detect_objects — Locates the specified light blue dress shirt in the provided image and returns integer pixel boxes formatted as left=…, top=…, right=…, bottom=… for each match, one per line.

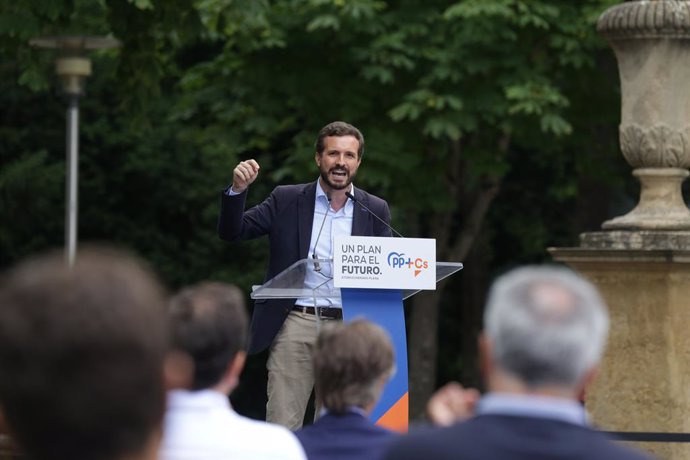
left=476, top=393, right=589, bottom=426
left=227, top=180, right=353, bottom=308
left=295, top=180, right=354, bottom=308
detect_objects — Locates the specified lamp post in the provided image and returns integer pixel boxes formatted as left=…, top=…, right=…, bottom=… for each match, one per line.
left=29, top=36, right=120, bottom=267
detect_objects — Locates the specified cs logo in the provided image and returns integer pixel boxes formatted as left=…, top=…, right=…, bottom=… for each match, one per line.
left=387, top=252, right=429, bottom=277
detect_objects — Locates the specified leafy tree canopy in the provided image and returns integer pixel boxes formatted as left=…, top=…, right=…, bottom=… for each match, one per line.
left=1, top=0, right=625, bottom=418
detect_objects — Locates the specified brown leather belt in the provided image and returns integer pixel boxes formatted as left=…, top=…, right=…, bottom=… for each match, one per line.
left=292, top=306, right=342, bottom=319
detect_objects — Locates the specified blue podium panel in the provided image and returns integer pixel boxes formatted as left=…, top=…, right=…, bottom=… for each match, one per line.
left=341, top=288, right=408, bottom=432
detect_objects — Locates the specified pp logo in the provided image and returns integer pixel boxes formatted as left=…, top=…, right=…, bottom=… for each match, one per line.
left=387, top=252, right=429, bottom=277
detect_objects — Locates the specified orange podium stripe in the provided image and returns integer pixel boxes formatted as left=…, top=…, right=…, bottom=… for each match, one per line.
left=375, top=392, right=408, bottom=433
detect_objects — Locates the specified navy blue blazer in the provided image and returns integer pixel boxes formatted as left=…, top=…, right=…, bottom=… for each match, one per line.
left=296, top=412, right=397, bottom=460
left=218, top=181, right=392, bottom=354
left=384, top=414, right=654, bottom=460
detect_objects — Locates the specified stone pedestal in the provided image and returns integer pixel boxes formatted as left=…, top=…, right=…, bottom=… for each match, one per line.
left=550, top=232, right=690, bottom=460
left=548, top=1, right=690, bottom=458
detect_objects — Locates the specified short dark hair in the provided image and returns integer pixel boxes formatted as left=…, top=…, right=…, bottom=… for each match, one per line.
left=314, top=319, right=394, bottom=414
left=168, top=283, right=247, bottom=390
left=315, top=121, right=365, bottom=158
left=0, top=247, right=168, bottom=460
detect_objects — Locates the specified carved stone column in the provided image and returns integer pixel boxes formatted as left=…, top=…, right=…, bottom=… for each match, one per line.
left=598, top=0, right=690, bottom=229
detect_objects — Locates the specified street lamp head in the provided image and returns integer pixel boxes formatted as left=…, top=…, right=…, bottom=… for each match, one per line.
left=29, top=35, right=121, bottom=97
left=54, top=57, right=91, bottom=97
left=29, top=35, right=121, bottom=53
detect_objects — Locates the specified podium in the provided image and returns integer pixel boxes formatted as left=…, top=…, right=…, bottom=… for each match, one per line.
left=251, top=256, right=463, bottom=432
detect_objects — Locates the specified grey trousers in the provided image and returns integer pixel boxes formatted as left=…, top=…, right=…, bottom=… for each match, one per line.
left=266, top=310, right=339, bottom=429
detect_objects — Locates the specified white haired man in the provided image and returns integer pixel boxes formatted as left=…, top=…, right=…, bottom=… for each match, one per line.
left=386, top=266, right=653, bottom=460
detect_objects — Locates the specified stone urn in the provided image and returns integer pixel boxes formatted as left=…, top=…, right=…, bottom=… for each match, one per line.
left=598, top=0, right=690, bottom=230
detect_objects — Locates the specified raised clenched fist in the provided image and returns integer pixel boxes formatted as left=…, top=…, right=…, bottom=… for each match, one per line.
left=231, top=159, right=260, bottom=193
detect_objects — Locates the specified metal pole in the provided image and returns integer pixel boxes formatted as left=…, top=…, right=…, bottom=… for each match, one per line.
left=65, top=95, right=79, bottom=268
left=29, top=38, right=120, bottom=268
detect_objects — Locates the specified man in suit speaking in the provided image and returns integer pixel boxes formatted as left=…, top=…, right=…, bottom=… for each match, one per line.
left=385, top=266, right=653, bottom=460
left=218, top=121, right=392, bottom=429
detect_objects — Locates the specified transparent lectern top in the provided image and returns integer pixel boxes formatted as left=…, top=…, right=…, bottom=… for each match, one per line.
left=251, top=258, right=463, bottom=301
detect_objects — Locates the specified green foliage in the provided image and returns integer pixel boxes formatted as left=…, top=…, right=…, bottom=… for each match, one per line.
left=1, top=0, right=628, bottom=417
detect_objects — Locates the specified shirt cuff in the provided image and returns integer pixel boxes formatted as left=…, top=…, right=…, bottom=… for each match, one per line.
left=225, top=186, right=242, bottom=196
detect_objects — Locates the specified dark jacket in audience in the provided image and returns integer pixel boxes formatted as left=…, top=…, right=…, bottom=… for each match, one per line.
left=296, top=411, right=397, bottom=460
left=385, top=414, right=653, bottom=460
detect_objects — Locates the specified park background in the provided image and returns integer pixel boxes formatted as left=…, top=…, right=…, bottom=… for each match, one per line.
left=0, top=0, right=650, bottom=421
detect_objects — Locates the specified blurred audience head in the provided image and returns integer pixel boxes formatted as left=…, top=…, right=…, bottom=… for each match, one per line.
left=168, top=282, right=248, bottom=393
left=314, top=319, right=394, bottom=414
left=0, top=247, right=168, bottom=460
left=483, top=265, right=609, bottom=394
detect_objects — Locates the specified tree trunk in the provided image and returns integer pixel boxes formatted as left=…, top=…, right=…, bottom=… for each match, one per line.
left=407, top=136, right=506, bottom=420
left=408, top=288, right=442, bottom=420
left=407, top=179, right=501, bottom=420
left=459, top=241, right=490, bottom=389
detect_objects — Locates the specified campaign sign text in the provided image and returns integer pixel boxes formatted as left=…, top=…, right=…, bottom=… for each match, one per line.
left=333, top=236, right=436, bottom=290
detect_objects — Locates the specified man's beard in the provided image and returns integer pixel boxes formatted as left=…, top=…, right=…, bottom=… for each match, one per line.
left=320, top=166, right=355, bottom=190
